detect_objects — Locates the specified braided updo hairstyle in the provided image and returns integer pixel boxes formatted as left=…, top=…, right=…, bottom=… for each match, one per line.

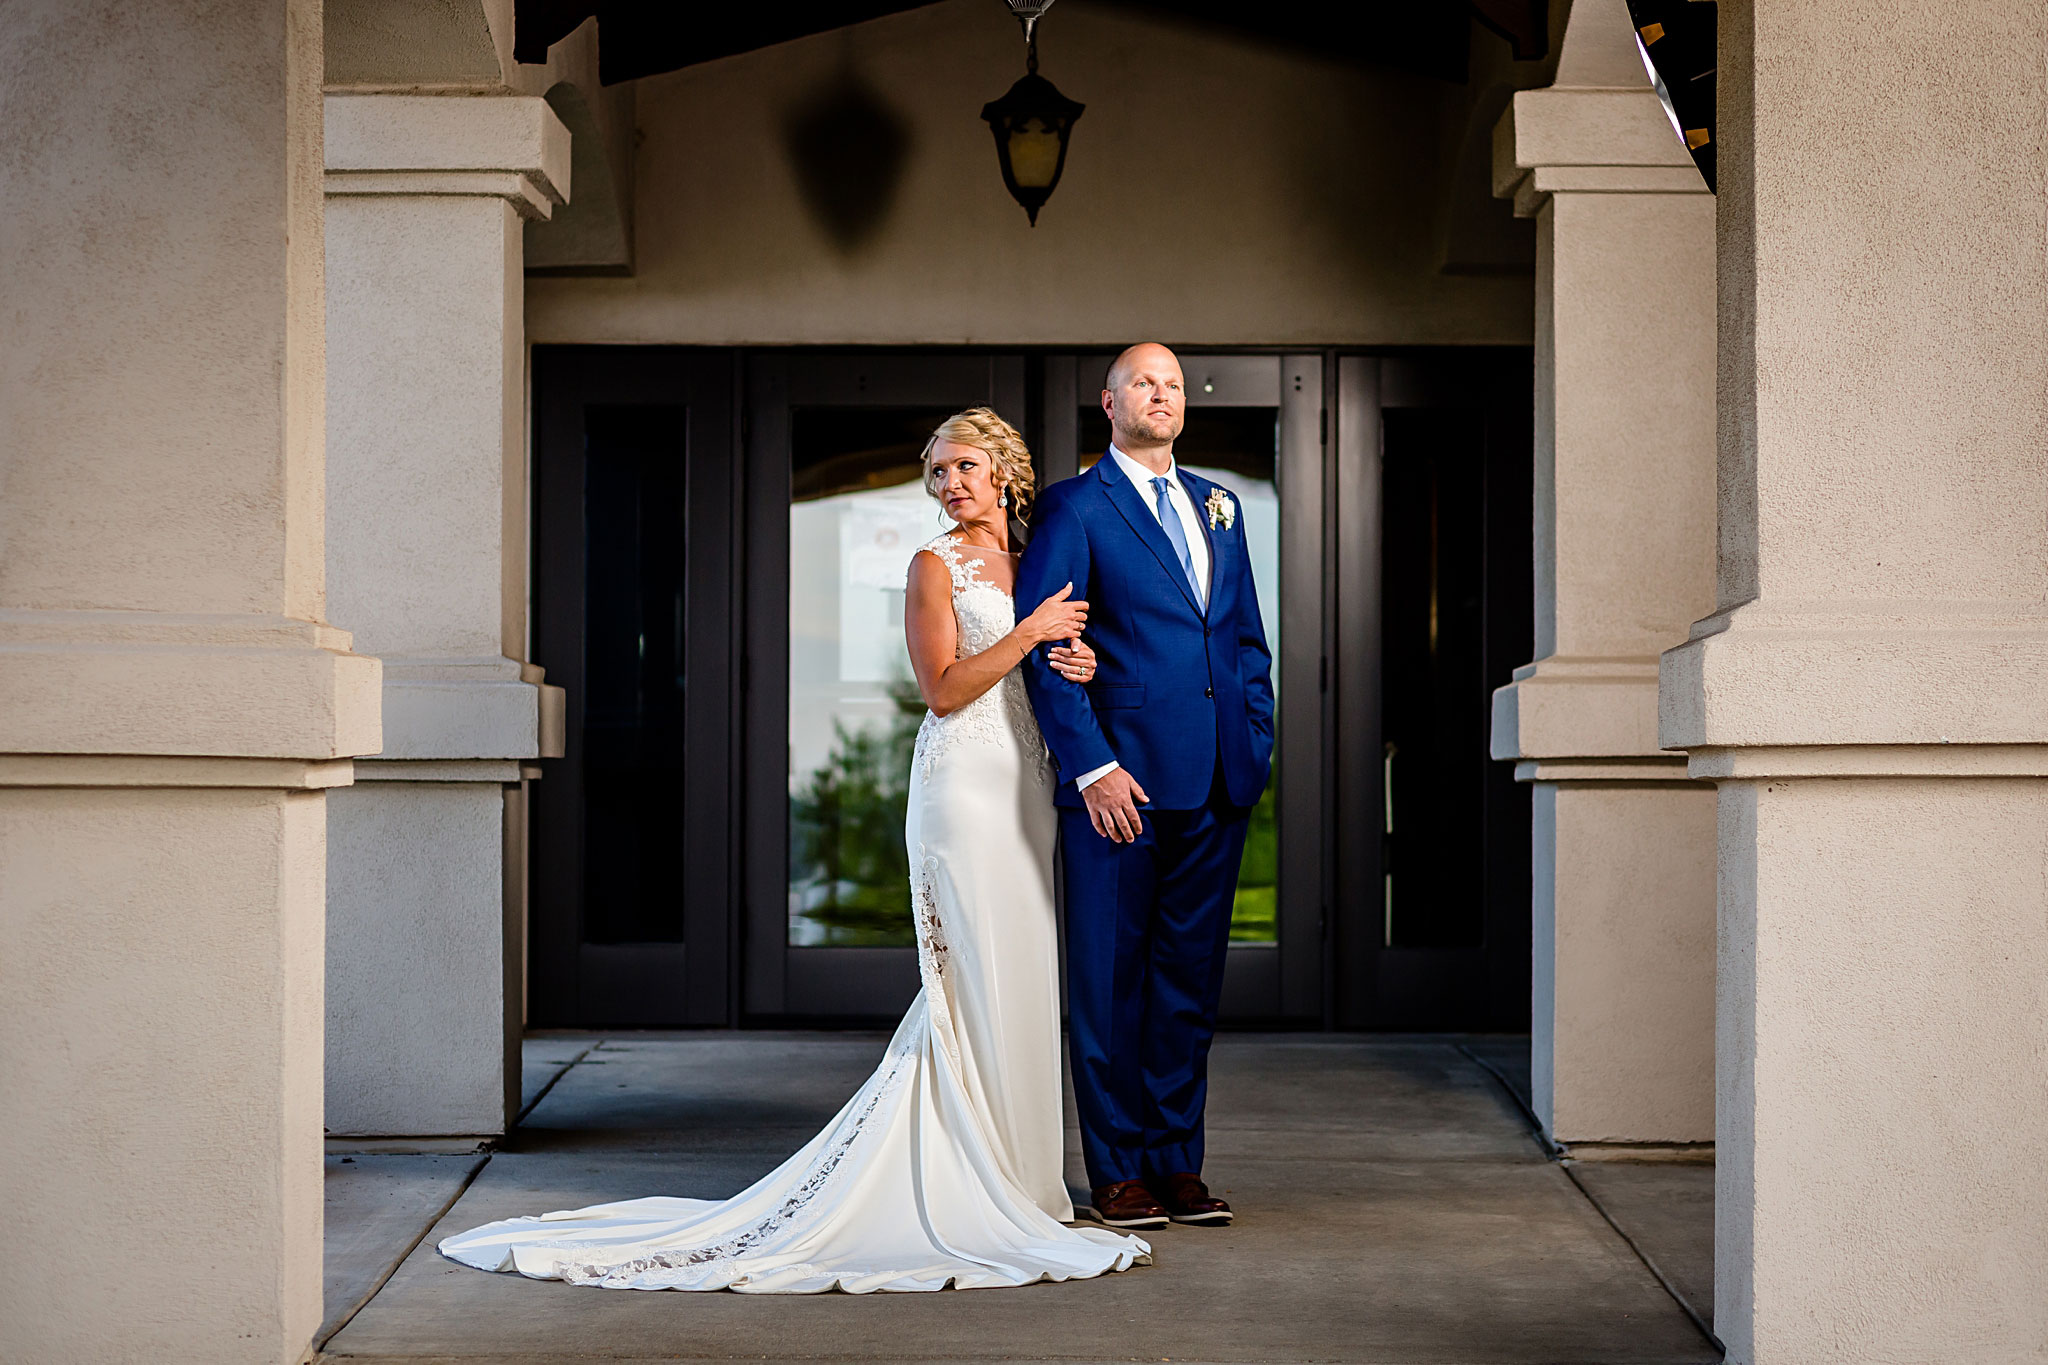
left=919, top=407, right=1037, bottom=526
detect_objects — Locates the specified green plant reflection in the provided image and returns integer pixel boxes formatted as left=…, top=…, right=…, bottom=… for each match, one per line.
left=788, top=681, right=923, bottom=945
left=1231, top=771, right=1278, bottom=942
left=791, top=680, right=1280, bottom=947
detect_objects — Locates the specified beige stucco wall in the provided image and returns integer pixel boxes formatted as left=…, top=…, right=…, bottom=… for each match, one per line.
left=1666, top=1, right=2048, bottom=1358
left=0, top=787, right=328, bottom=1361
left=328, top=194, right=527, bottom=659
left=327, top=781, right=510, bottom=1133
left=527, top=1, right=1545, bottom=346
left=1531, top=782, right=1715, bottom=1142
left=322, top=90, right=566, bottom=1136
left=1, top=1, right=378, bottom=1359
left=1489, top=0, right=1718, bottom=1150
left=1713, top=778, right=2048, bottom=1361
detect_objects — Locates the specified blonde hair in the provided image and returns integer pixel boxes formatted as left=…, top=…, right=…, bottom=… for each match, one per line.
left=920, top=407, right=1036, bottom=523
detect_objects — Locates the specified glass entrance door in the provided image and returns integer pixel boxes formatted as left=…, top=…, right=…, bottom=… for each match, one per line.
left=1329, top=352, right=1535, bottom=1031
left=1043, top=353, right=1327, bottom=1022
left=529, top=347, right=740, bottom=1027
left=528, top=346, right=1530, bottom=1032
left=743, top=353, right=1026, bottom=1019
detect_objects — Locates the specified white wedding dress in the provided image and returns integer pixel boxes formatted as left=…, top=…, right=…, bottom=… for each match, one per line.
left=437, top=532, right=1149, bottom=1293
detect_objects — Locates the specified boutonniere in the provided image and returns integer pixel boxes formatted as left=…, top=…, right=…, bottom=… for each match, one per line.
left=1204, top=487, right=1236, bottom=531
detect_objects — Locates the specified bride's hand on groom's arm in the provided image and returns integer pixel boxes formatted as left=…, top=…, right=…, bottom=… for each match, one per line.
left=1018, top=582, right=1088, bottom=649
left=1082, top=768, right=1150, bottom=843
left=907, top=560, right=1091, bottom=715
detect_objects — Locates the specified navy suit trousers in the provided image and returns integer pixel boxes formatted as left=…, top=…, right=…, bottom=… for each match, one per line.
left=1062, top=771, right=1250, bottom=1188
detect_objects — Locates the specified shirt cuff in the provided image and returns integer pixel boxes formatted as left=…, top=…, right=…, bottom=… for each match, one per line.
left=1075, top=760, right=1120, bottom=792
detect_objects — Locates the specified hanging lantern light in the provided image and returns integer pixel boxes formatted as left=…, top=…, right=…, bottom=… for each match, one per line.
left=981, top=0, right=1084, bottom=226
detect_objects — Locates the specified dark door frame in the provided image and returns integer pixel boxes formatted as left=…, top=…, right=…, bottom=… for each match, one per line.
left=740, top=350, right=1028, bottom=1020
left=529, top=346, right=742, bottom=1027
left=1039, top=352, right=1328, bottom=1023
left=1331, top=349, right=1534, bottom=1032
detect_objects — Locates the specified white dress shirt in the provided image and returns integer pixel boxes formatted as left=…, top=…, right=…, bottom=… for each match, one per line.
left=1074, top=446, right=1212, bottom=793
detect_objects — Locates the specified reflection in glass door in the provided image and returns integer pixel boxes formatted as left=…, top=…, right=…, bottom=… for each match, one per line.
left=1053, top=353, right=1326, bottom=1021
left=785, top=408, right=958, bottom=948
left=746, top=352, right=1318, bottom=1023
left=1076, top=404, right=1283, bottom=944
left=530, top=347, right=1530, bottom=1031
left=743, top=354, right=1027, bottom=1019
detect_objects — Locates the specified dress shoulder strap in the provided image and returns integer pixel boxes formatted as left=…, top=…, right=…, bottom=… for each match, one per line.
left=912, top=533, right=978, bottom=594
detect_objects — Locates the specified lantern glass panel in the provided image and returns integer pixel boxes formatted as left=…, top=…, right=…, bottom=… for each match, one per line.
left=1007, top=121, right=1063, bottom=188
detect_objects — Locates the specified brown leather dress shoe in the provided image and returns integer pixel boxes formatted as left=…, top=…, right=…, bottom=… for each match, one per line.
left=1150, top=1171, right=1233, bottom=1225
left=1088, top=1178, right=1169, bottom=1230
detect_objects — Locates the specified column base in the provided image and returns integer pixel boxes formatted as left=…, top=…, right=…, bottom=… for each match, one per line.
left=1496, top=659, right=1717, bottom=1148
left=0, top=777, right=328, bottom=1362
left=326, top=760, right=528, bottom=1139
left=1531, top=778, right=1716, bottom=1147
left=1714, top=773, right=2048, bottom=1364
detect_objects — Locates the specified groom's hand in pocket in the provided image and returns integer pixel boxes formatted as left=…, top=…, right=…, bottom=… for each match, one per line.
left=1083, top=768, right=1150, bottom=843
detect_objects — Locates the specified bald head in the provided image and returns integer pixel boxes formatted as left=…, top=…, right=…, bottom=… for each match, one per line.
left=1105, top=342, right=1180, bottom=392
left=1101, top=343, right=1186, bottom=462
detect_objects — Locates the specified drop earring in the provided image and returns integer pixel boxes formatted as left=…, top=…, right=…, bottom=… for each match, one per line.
left=999, top=490, right=1009, bottom=508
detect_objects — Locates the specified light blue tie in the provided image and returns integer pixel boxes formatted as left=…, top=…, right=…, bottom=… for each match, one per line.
left=1151, top=475, right=1203, bottom=606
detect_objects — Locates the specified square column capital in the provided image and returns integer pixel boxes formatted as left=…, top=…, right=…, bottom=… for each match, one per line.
left=1494, top=88, right=1705, bottom=215
left=324, top=94, right=570, bottom=218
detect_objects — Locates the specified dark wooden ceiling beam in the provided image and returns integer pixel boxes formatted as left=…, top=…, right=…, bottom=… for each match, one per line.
left=513, top=0, right=1549, bottom=86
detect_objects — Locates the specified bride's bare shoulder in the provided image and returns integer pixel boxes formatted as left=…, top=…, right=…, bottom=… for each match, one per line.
left=906, top=538, right=958, bottom=595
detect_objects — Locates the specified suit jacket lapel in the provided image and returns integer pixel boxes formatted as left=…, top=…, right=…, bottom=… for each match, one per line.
left=1095, top=456, right=1205, bottom=617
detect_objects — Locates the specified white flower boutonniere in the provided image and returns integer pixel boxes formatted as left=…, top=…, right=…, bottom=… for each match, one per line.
left=1204, top=487, right=1236, bottom=531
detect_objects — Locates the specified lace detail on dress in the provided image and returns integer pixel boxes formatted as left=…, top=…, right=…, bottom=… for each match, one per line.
left=533, top=1040, right=918, bottom=1289
left=909, top=534, right=1051, bottom=785
left=912, top=847, right=948, bottom=985
left=914, top=533, right=1005, bottom=599
left=910, top=847, right=965, bottom=1076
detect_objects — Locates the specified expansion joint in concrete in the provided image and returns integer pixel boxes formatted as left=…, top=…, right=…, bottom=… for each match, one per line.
left=1559, top=1162, right=1724, bottom=1354
left=313, top=1153, right=491, bottom=1356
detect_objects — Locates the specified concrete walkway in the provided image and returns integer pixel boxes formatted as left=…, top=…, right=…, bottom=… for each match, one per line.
left=319, top=1034, right=1718, bottom=1364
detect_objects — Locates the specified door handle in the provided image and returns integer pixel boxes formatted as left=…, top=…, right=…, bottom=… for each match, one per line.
left=1382, top=741, right=1396, bottom=835
left=1382, top=741, right=1396, bottom=947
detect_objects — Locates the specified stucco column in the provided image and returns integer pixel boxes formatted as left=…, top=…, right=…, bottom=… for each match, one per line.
left=0, top=3, right=380, bottom=1361
left=322, top=94, right=568, bottom=1137
left=1489, top=3, right=1718, bottom=1155
left=1664, top=2, right=2048, bottom=1358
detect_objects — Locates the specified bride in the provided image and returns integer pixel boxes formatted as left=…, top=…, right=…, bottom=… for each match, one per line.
left=438, top=408, right=1150, bottom=1292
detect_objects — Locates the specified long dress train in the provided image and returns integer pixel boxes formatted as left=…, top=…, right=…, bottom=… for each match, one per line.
left=436, top=532, right=1147, bottom=1292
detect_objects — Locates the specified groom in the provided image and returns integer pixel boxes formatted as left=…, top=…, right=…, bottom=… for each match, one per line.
left=1017, top=343, right=1274, bottom=1230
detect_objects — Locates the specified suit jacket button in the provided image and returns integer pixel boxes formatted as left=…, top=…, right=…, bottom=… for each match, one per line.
left=1205, top=686, right=1214, bottom=699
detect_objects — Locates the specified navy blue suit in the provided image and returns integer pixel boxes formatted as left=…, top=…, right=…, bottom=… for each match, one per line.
left=1017, top=456, right=1274, bottom=1187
